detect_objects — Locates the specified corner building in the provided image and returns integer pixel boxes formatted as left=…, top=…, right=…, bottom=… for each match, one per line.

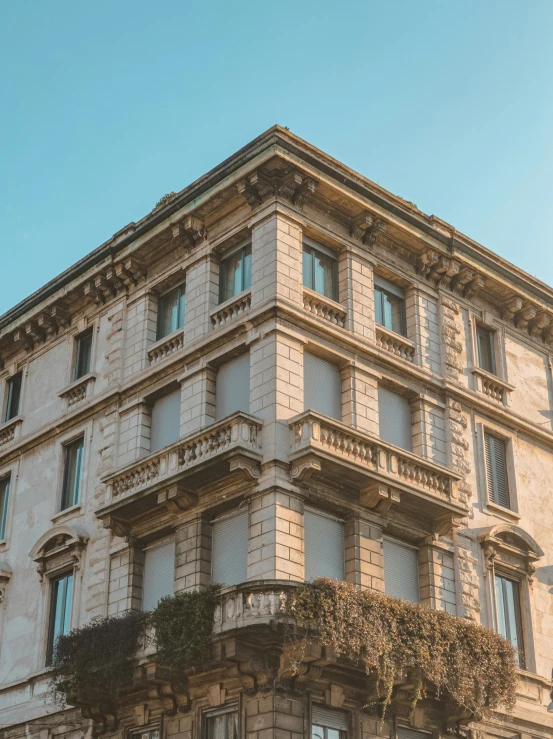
left=0, top=127, right=552, bottom=739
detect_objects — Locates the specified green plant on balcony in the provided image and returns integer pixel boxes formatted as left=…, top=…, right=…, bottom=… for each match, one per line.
left=284, top=579, right=517, bottom=719
left=48, top=610, right=145, bottom=710
left=154, top=191, right=178, bottom=209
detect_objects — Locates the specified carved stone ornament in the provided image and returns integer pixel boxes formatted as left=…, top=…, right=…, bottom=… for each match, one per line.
left=229, top=455, right=261, bottom=481
left=290, top=455, right=322, bottom=482
left=0, top=562, right=12, bottom=607
left=479, top=524, right=543, bottom=581
left=172, top=215, right=207, bottom=253
left=360, top=482, right=400, bottom=513
left=157, top=483, right=198, bottom=513
left=236, top=167, right=318, bottom=209
left=29, top=525, right=89, bottom=581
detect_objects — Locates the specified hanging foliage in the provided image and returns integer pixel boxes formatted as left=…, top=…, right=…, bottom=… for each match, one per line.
left=48, top=610, right=145, bottom=710
left=284, top=579, right=517, bottom=719
left=150, top=585, right=220, bottom=672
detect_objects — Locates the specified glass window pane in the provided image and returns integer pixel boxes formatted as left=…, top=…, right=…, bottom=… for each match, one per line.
left=312, top=727, right=325, bottom=739
left=303, top=249, right=313, bottom=290
left=495, top=574, right=524, bottom=666
left=374, top=288, right=383, bottom=326
left=382, top=293, right=393, bottom=329
left=0, top=476, right=9, bottom=540
left=5, top=372, right=22, bottom=421
left=48, top=572, right=73, bottom=663
left=327, top=730, right=341, bottom=739
left=242, top=247, right=252, bottom=291
left=158, top=285, right=185, bottom=339
left=390, top=295, right=405, bottom=335
left=75, top=330, right=93, bottom=380
left=62, top=437, right=84, bottom=509
left=477, top=327, right=495, bottom=374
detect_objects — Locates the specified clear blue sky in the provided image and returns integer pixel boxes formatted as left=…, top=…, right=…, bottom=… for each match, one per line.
left=1, top=1, right=552, bottom=315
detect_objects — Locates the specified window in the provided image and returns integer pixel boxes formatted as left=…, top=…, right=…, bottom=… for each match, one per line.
left=47, top=571, right=73, bottom=665
left=206, top=707, right=239, bottom=739
left=484, top=432, right=510, bottom=508
left=378, top=386, right=412, bottom=451
left=215, top=354, right=250, bottom=420
left=311, top=706, right=348, bottom=739
left=476, top=326, right=496, bottom=375
left=397, top=728, right=432, bottom=739
left=131, top=728, right=160, bottom=739
left=383, top=538, right=419, bottom=603
left=151, top=388, right=181, bottom=452
left=142, top=539, right=175, bottom=611
left=157, top=283, right=186, bottom=340
left=211, top=510, right=248, bottom=586
left=304, top=509, right=345, bottom=582
left=495, top=574, right=524, bottom=667
left=74, top=329, right=93, bottom=381
left=374, top=275, right=406, bottom=336
left=0, top=475, right=10, bottom=540
left=219, top=245, right=252, bottom=303
left=61, top=437, right=84, bottom=510
left=304, top=353, right=342, bottom=421
left=4, top=372, right=22, bottom=422
left=302, top=240, right=338, bottom=301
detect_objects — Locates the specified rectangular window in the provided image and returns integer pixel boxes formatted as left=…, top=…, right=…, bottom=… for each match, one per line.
left=157, top=283, right=186, bottom=340
left=211, top=510, right=248, bottom=586
left=61, top=437, right=84, bottom=510
left=484, top=432, right=510, bottom=508
left=131, top=728, right=160, bottom=739
left=304, top=352, right=342, bottom=421
left=378, top=386, right=412, bottom=451
left=206, top=707, right=239, bottom=739
left=397, top=728, right=432, bottom=739
left=142, top=539, right=175, bottom=611
left=74, top=328, right=93, bottom=381
left=477, top=326, right=496, bottom=374
left=150, top=388, right=181, bottom=452
left=219, top=245, right=252, bottom=303
left=4, top=372, right=22, bottom=422
left=47, top=571, right=73, bottom=665
left=302, top=240, right=338, bottom=301
left=0, top=475, right=10, bottom=540
left=311, top=706, right=348, bottom=739
left=215, top=353, right=250, bottom=420
left=374, top=276, right=406, bottom=337
left=495, top=574, right=524, bottom=667
left=383, top=538, right=419, bottom=603
left=304, top=509, right=345, bottom=582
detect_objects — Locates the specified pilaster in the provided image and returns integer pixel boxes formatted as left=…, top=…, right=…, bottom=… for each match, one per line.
left=174, top=512, right=212, bottom=592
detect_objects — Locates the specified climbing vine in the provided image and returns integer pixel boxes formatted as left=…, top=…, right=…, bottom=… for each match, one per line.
left=150, top=585, right=220, bottom=672
left=48, top=610, right=144, bottom=710
left=284, top=579, right=517, bottom=719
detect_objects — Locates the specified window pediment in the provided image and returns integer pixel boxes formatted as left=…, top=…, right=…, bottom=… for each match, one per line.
left=30, top=524, right=89, bottom=580
left=479, top=524, right=543, bottom=581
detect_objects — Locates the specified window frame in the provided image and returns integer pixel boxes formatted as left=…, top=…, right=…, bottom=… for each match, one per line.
left=373, top=275, right=407, bottom=337
left=483, top=429, right=511, bottom=510
left=129, top=726, right=161, bottom=739
left=218, top=243, right=252, bottom=304
left=4, top=371, right=23, bottom=422
left=310, top=704, right=349, bottom=739
left=302, top=238, right=339, bottom=301
left=74, top=328, right=93, bottom=381
left=204, top=704, right=240, bottom=739
left=157, top=282, right=186, bottom=340
left=46, top=570, right=74, bottom=666
left=61, top=435, right=85, bottom=511
left=476, top=324, right=496, bottom=375
left=493, top=571, right=525, bottom=668
left=0, top=474, right=10, bottom=541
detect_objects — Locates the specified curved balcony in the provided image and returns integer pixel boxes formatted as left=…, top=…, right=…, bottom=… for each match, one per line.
left=97, top=413, right=263, bottom=534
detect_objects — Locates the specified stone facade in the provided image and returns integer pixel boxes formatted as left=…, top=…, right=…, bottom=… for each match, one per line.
left=0, top=127, right=552, bottom=739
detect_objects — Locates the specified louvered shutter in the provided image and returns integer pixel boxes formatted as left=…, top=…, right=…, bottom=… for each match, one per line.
left=211, top=510, right=248, bottom=586
left=215, top=354, right=250, bottom=420
left=304, top=509, right=345, bottom=581
left=378, top=387, right=412, bottom=450
left=383, top=538, right=419, bottom=602
left=311, top=706, right=349, bottom=731
left=142, top=539, right=175, bottom=611
left=397, top=728, right=432, bottom=739
left=151, top=389, right=181, bottom=452
left=304, top=353, right=342, bottom=421
left=484, top=433, right=510, bottom=508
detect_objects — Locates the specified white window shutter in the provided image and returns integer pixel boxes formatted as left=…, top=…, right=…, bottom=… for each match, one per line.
left=383, top=538, right=419, bottom=602
left=311, top=706, right=349, bottom=731
left=378, top=387, right=412, bottom=450
left=215, top=354, right=250, bottom=420
left=485, top=433, right=510, bottom=507
left=211, top=510, right=249, bottom=586
left=151, top=389, right=181, bottom=452
left=304, top=353, right=342, bottom=421
left=142, top=539, right=175, bottom=611
left=304, top=509, right=345, bottom=581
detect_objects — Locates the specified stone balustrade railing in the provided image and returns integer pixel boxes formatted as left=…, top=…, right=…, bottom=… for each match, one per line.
left=375, top=325, right=416, bottom=362
left=302, top=288, right=347, bottom=328
left=59, top=373, right=96, bottom=410
left=289, top=411, right=457, bottom=501
left=0, top=417, right=22, bottom=449
left=471, top=367, right=513, bottom=405
left=148, top=331, right=185, bottom=364
left=213, top=580, right=297, bottom=634
left=210, top=292, right=251, bottom=328
left=104, top=412, right=263, bottom=501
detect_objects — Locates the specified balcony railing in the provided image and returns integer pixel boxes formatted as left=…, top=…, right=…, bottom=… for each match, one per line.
left=471, top=367, right=513, bottom=405
left=210, top=292, right=251, bottom=328
left=0, top=416, right=22, bottom=449
left=213, top=580, right=297, bottom=634
left=148, top=330, right=185, bottom=364
left=375, top=325, right=416, bottom=362
left=289, top=411, right=464, bottom=521
left=302, top=288, right=347, bottom=328
left=59, top=373, right=96, bottom=410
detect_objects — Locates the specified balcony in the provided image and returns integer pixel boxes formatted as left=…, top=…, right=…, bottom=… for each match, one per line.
left=375, top=325, right=416, bottom=362
left=471, top=367, right=513, bottom=405
left=0, top=415, right=22, bottom=450
left=97, top=412, right=263, bottom=534
left=289, top=411, right=465, bottom=528
left=148, top=329, right=185, bottom=364
left=302, top=288, right=347, bottom=328
left=210, top=291, right=252, bottom=328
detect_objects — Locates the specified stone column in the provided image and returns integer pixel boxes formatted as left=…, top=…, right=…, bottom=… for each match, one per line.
left=179, top=363, right=216, bottom=437
left=418, top=539, right=456, bottom=614
left=174, top=512, right=212, bottom=592
left=339, top=246, right=375, bottom=341
left=411, top=395, right=447, bottom=465
left=342, top=364, right=379, bottom=436
left=118, top=398, right=151, bottom=466
left=406, top=286, right=441, bottom=374
left=123, top=288, right=157, bottom=379
left=184, top=253, right=219, bottom=341
left=107, top=542, right=144, bottom=615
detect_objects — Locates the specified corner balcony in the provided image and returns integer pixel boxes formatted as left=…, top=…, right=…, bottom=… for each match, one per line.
left=97, top=413, right=263, bottom=534
left=289, top=411, right=465, bottom=530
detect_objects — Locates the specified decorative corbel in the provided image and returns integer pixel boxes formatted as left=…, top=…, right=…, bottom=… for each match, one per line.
left=432, top=513, right=461, bottom=538
left=450, top=266, right=475, bottom=295
left=529, top=310, right=550, bottom=339
left=94, top=274, right=117, bottom=301
left=482, top=544, right=496, bottom=575
left=360, top=483, right=400, bottom=513
left=115, top=256, right=146, bottom=286
left=103, top=514, right=131, bottom=538
left=229, top=456, right=261, bottom=481
left=83, top=280, right=104, bottom=306
left=416, top=248, right=440, bottom=277
left=79, top=700, right=118, bottom=731
left=515, top=301, right=537, bottom=331
left=350, top=211, right=374, bottom=242
left=36, top=312, right=56, bottom=337
left=285, top=171, right=318, bottom=207
left=290, top=455, right=321, bottom=482
left=462, top=273, right=485, bottom=300
left=157, top=483, right=198, bottom=513
left=526, top=562, right=536, bottom=586
left=172, top=216, right=207, bottom=253
left=501, top=296, right=523, bottom=322
left=13, top=328, right=32, bottom=351
left=50, top=304, right=71, bottom=329
left=236, top=171, right=274, bottom=207
left=25, top=321, right=44, bottom=344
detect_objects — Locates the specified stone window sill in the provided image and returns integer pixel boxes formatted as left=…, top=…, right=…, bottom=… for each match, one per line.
left=52, top=504, right=82, bottom=524
left=485, top=500, right=520, bottom=521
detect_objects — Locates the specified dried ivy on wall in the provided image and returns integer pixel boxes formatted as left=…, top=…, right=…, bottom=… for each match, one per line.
left=284, top=579, right=517, bottom=719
